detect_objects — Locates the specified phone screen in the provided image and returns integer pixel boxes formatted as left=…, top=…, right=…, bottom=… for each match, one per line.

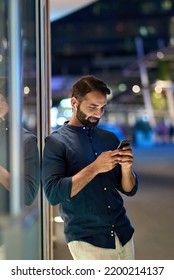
left=117, top=139, right=131, bottom=149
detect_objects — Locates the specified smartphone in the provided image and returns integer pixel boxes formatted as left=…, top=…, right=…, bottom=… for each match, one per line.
left=117, top=139, right=131, bottom=149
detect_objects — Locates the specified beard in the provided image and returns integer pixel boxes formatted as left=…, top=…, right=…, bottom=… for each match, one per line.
left=76, top=106, right=100, bottom=128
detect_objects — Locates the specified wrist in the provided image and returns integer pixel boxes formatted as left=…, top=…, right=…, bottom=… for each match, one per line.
left=90, top=161, right=100, bottom=176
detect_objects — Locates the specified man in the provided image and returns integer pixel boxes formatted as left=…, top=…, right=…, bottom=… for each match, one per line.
left=42, top=75, right=139, bottom=260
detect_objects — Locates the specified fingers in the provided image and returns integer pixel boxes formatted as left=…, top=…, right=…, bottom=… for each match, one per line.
left=112, top=148, right=133, bottom=157
left=112, top=147, right=134, bottom=166
left=100, top=149, right=134, bottom=165
left=96, top=149, right=134, bottom=173
left=101, top=149, right=134, bottom=162
left=117, top=154, right=134, bottom=167
left=120, top=155, right=134, bottom=163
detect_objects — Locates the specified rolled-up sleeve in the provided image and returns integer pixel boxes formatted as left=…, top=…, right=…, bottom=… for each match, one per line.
left=119, top=171, right=139, bottom=197
left=42, top=135, right=72, bottom=205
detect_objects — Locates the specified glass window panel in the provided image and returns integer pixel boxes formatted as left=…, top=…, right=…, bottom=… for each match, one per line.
left=0, top=0, right=42, bottom=259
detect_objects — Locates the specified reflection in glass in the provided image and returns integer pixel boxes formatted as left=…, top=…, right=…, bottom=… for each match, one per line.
left=23, top=128, right=40, bottom=206
left=0, top=91, right=9, bottom=213
left=0, top=0, right=43, bottom=260
left=0, top=90, right=40, bottom=213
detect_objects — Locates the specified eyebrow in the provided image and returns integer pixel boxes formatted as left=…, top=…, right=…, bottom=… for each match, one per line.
left=89, top=103, right=107, bottom=107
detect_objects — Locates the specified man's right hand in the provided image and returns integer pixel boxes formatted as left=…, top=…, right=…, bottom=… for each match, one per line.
left=94, top=150, right=120, bottom=173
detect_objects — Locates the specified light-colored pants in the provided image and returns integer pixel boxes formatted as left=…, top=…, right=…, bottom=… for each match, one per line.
left=68, top=235, right=134, bottom=260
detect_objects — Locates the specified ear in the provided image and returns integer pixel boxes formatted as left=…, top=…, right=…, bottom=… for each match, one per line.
left=71, top=97, right=77, bottom=109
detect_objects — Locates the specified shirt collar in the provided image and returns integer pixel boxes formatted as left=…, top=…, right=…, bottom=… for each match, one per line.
left=64, top=121, right=94, bottom=135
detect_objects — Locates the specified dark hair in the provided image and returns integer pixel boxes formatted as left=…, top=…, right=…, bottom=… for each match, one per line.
left=71, top=75, right=111, bottom=101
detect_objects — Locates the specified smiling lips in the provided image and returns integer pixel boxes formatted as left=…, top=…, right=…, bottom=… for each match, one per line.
left=88, top=117, right=99, bottom=123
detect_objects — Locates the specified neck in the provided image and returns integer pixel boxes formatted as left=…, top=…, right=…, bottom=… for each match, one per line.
left=69, top=116, right=83, bottom=127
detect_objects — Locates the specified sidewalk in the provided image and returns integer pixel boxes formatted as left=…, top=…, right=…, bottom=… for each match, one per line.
left=125, top=145, right=174, bottom=260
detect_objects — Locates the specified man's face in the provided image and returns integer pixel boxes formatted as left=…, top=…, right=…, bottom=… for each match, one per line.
left=75, top=91, right=107, bottom=128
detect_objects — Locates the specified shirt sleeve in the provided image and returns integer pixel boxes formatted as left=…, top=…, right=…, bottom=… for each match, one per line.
left=23, top=130, right=40, bottom=206
left=42, top=134, right=72, bottom=205
left=119, top=171, right=139, bottom=197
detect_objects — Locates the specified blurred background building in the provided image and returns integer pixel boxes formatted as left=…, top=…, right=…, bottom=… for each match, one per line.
left=50, top=0, right=174, bottom=146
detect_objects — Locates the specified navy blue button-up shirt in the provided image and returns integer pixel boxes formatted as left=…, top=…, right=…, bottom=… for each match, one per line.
left=42, top=123, right=139, bottom=249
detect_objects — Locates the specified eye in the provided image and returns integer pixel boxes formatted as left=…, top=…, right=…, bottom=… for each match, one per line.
left=101, top=105, right=106, bottom=113
left=89, top=106, right=97, bottom=110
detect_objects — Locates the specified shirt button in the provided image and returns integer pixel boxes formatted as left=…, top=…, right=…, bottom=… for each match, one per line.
left=83, top=127, right=86, bottom=130
left=111, top=234, right=114, bottom=237
left=108, top=205, right=110, bottom=208
left=112, top=225, right=114, bottom=228
left=104, top=187, right=107, bottom=191
left=95, top=152, right=98, bottom=156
